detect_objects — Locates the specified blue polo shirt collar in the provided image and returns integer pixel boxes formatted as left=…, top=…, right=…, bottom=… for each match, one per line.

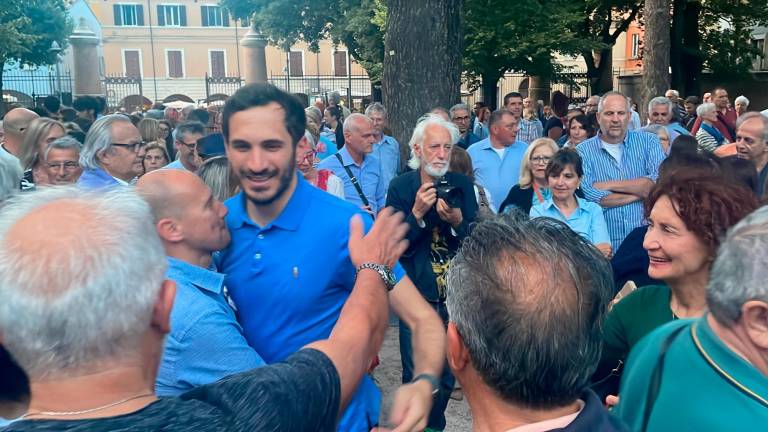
left=226, top=174, right=309, bottom=232
left=166, top=256, right=224, bottom=295
left=542, top=196, right=589, bottom=214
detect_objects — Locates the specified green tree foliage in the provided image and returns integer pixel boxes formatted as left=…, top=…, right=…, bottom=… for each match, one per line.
left=0, top=0, right=72, bottom=69
left=699, top=0, right=767, bottom=78
left=462, top=0, right=597, bottom=106
left=222, top=0, right=386, bottom=82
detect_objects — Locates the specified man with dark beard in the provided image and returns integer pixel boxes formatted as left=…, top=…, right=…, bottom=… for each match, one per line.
left=217, top=84, right=447, bottom=432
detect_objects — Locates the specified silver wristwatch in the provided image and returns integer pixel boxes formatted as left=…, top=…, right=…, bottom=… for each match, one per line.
left=356, top=263, right=397, bottom=291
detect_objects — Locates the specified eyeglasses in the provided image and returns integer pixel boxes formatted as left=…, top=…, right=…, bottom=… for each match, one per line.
left=530, top=156, right=551, bottom=165
left=111, top=141, right=147, bottom=153
left=299, top=150, right=317, bottom=163
left=176, top=140, right=197, bottom=151
left=46, top=161, right=80, bottom=171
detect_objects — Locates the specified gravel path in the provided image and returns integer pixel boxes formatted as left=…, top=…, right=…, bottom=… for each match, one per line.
left=373, top=322, right=472, bottom=431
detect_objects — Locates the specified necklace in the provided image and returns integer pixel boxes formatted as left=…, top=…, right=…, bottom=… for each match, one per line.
left=20, top=392, right=154, bottom=419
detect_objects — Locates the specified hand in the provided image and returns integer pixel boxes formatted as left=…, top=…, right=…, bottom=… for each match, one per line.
left=596, top=243, right=613, bottom=259
left=378, top=380, right=434, bottom=432
left=348, top=207, right=409, bottom=268
left=360, top=204, right=375, bottom=216
left=606, top=394, right=620, bottom=409
left=412, top=182, right=437, bottom=221
left=436, top=199, right=463, bottom=228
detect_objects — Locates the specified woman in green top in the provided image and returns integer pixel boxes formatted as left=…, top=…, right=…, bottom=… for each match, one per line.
left=592, top=165, right=758, bottom=399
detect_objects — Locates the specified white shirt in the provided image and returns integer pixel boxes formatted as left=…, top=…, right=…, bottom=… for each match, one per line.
left=600, top=139, right=623, bottom=164
left=491, top=147, right=506, bottom=159
left=325, top=173, right=345, bottom=199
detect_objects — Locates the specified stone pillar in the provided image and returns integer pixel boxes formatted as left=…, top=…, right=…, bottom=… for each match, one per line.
left=240, top=23, right=268, bottom=84
left=528, top=76, right=551, bottom=106
left=69, top=18, right=102, bottom=96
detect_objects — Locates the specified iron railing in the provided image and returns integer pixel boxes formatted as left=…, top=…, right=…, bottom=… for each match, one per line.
left=1, top=69, right=74, bottom=107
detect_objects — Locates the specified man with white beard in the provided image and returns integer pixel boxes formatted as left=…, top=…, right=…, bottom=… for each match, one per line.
left=385, top=114, right=479, bottom=431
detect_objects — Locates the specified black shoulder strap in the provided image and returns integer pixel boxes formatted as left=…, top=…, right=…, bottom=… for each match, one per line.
left=641, top=324, right=687, bottom=431
left=335, top=153, right=370, bottom=207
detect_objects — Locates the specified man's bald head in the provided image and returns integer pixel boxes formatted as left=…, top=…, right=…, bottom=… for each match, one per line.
left=3, top=108, right=39, bottom=155
left=136, top=169, right=205, bottom=222
left=343, top=113, right=372, bottom=134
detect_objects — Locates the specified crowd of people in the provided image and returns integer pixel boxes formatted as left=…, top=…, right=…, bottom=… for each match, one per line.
left=1, top=81, right=768, bottom=432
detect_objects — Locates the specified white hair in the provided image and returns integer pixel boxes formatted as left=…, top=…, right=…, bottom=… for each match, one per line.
left=648, top=96, right=674, bottom=115
left=80, top=114, right=133, bottom=169
left=0, top=187, right=166, bottom=379
left=734, top=95, right=750, bottom=107
left=44, top=135, right=83, bottom=161
left=407, top=114, right=460, bottom=170
left=365, top=102, right=387, bottom=117
left=696, top=102, right=717, bottom=117
left=708, top=206, right=768, bottom=324
left=343, top=113, right=371, bottom=133
left=597, top=91, right=632, bottom=114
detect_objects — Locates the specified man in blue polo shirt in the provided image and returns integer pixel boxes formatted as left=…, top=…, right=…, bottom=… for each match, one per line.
left=467, top=109, right=528, bottom=212
left=137, top=169, right=265, bottom=397
left=218, top=84, right=446, bottom=432
left=318, top=113, right=386, bottom=214
left=366, top=102, right=401, bottom=190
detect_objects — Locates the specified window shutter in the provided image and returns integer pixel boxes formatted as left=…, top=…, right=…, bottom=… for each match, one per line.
left=289, top=51, right=303, bottom=77
left=222, top=10, right=230, bottom=27
left=114, top=5, right=122, bottom=26
left=125, top=51, right=141, bottom=77
left=334, top=51, right=347, bottom=76
left=168, top=51, right=183, bottom=78
left=136, top=5, right=144, bottom=26
left=201, top=6, right=208, bottom=26
left=180, top=5, right=187, bottom=26
left=211, top=51, right=225, bottom=78
left=157, top=5, right=165, bottom=26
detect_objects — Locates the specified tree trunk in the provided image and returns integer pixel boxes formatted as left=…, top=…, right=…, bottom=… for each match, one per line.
left=383, top=0, right=462, bottom=170
left=641, top=0, right=671, bottom=123
left=670, top=0, right=685, bottom=92
left=528, top=76, right=551, bottom=106
left=481, top=71, right=500, bottom=110
left=589, top=48, right=614, bottom=95
left=681, top=1, right=702, bottom=97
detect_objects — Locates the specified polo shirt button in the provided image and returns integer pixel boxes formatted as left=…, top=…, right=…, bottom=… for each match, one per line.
left=254, top=253, right=262, bottom=260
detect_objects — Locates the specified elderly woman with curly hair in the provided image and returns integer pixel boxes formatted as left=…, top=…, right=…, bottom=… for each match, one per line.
left=592, top=169, right=759, bottom=398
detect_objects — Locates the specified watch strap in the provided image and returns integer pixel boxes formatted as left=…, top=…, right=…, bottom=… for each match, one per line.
left=411, top=373, right=440, bottom=395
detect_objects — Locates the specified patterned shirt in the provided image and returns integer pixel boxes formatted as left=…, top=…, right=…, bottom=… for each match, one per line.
left=576, top=131, right=666, bottom=251
left=517, top=118, right=544, bottom=144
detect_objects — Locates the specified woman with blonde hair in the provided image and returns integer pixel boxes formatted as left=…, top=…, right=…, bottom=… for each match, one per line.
left=18, top=117, right=66, bottom=189
left=497, top=137, right=560, bottom=214
left=138, top=118, right=162, bottom=146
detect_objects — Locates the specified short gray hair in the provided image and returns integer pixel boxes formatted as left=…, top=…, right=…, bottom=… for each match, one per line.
left=736, top=112, right=768, bottom=144
left=342, top=113, right=371, bottom=134
left=80, top=114, right=133, bottom=169
left=175, top=121, right=205, bottom=143
left=0, top=157, right=22, bottom=203
left=696, top=102, right=717, bottom=117
left=597, top=91, right=632, bottom=113
left=446, top=215, right=613, bottom=409
left=734, top=95, right=750, bottom=107
left=365, top=102, right=387, bottom=117
left=44, top=135, right=83, bottom=161
left=648, top=96, right=674, bottom=115
left=0, top=187, right=166, bottom=379
left=407, top=114, right=460, bottom=170
left=708, top=206, right=768, bottom=324
left=449, top=103, right=470, bottom=119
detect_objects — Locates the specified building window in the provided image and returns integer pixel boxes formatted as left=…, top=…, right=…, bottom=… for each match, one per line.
left=202, top=5, right=229, bottom=27
left=113, top=4, right=144, bottom=26
left=123, top=50, right=142, bottom=78
left=754, top=38, right=765, bottom=70
left=209, top=50, right=226, bottom=78
left=158, top=4, right=187, bottom=27
left=289, top=51, right=304, bottom=77
left=631, top=33, right=641, bottom=59
left=333, top=51, right=348, bottom=77
left=166, top=50, right=185, bottom=78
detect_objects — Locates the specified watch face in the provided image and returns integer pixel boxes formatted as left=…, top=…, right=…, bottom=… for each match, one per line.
left=383, top=269, right=396, bottom=287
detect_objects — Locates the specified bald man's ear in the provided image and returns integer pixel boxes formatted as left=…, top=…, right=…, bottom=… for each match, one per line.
left=156, top=218, right=183, bottom=243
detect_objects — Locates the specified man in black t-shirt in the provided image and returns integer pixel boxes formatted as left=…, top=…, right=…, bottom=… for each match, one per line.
left=0, top=187, right=407, bottom=431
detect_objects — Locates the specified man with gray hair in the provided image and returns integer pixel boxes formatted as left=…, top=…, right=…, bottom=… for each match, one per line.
left=77, top=114, right=146, bottom=189
left=318, top=113, right=385, bottom=213
left=734, top=112, right=768, bottom=197
left=165, top=121, right=205, bottom=172
left=646, top=96, right=689, bottom=141
left=1, top=108, right=38, bottom=167
left=449, top=103, right=480, bottom=149
left=365, top=102, right=401, bottom=189
left=42, top=135, right=83, bottom=185
left=328, top=91, right=352, bottom=119
left=446, top=216, right=622, bottom=431
left=386, top=113, right=478, bottom=430
left=616, top=205, right=768, bottom=430
left=0, top=186, right=409, bottom=430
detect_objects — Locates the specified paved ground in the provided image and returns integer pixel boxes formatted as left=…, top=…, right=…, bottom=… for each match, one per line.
left=373, top=322, right=472, bottom=431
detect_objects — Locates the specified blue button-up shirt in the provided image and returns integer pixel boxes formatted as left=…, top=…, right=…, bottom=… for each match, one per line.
left=530, top=197, right=611, bottom=245
left=518, top=118, right=544, bottom=144
left=156, top=257, right=265, bottom=396
left=218, top=174, right=405, bottom=431
left=373, top=134, right=401, bottom=191
left=163, top=159, right=188, bottom=171
left=76, top=167, right=123, bottom=189
left=576, top=130, right=666, bottom=251
left=318, top=146, right=387, bottom=213
left=467, top=138, right=528, bottom=212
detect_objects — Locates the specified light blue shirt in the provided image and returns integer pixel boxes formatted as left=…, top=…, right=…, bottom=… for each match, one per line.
left=373, top=134, right=401, bottom=191
left=467, top=138, right=528, bottom=212
left=530, top=197, right=611, bottom=245
left=218, top=174, right=406, bottom=431
left=156, top=256, right=265, bottom=396
left=318, top=146, right=387, bottom=213
left=518, top=118, right=544, bottom=144
left=76, top=167, right=123, bottom=190
left=163, top=159, right=187, bottom=171
left=576, top=130, right=666, bottom=251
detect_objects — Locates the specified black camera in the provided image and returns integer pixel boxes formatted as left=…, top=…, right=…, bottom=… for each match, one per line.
left=434, top=178, right=464, bottom=208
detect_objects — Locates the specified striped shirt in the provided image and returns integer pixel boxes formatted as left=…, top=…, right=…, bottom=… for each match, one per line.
left=517, top=118, right=543, bottom=144
left=576, top=131, right=666, bottom=251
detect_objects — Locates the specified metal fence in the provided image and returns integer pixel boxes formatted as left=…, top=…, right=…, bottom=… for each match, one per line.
left=102, top=74, right=144, bottom=112
left=268, top=74, right=372, bottom=107
left=1, top=69, right=74, bottom=107
left=205, top=74, right=243, bottom=103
